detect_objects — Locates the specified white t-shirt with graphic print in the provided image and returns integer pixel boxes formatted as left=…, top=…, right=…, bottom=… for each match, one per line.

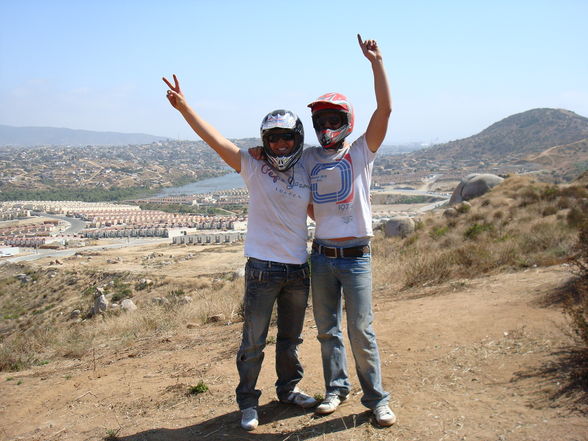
left=302, top=134, right=375, bottom=239
left=239, top=151, right=311, bottom=264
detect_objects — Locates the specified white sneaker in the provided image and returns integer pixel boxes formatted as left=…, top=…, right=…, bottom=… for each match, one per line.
left=373, top=404, right=396, bottom=426
left=315, top=394, right=344, bottom=415
left=280, top=387, right=317, bottom=408
left=240, top=407, right=258, bottom=431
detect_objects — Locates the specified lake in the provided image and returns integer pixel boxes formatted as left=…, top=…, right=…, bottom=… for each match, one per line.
left=156, top=172, right=245, bottom=196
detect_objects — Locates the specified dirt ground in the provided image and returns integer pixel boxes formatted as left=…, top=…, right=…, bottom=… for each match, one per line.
left=34, top=240, right=247, bottom=281
left=1, top=265, right=586, bottom=441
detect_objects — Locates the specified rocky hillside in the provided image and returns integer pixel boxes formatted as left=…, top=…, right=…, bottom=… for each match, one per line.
left=419, top=108, right=588, bottom=161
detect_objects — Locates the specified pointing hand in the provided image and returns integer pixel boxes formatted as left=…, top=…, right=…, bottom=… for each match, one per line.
left=357, top=34, right=382, bottom=63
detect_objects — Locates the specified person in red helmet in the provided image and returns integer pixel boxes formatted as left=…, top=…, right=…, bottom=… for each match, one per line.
left=162, top=75, right=316, bottom=431
left=303, top=34, right=396, bottom=427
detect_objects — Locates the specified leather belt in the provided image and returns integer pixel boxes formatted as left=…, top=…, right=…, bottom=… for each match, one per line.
left=312, top=241, right=370, bottom=258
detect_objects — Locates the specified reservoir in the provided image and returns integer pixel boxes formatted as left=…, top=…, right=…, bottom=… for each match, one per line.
left=156, top=172, right=245, bottom=196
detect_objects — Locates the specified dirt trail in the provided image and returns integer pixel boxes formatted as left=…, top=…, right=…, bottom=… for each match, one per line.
left=1, top=266, right=586, bottom=441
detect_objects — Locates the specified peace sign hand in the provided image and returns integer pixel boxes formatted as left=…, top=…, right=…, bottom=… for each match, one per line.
left=162, top=74, right=187, bottom=111
left=357, top=34, right=382, bottom=63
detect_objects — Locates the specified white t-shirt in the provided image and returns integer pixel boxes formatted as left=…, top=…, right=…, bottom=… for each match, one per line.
left=302, top=134, right=376, bottom=239
left=239, top=151, right=311, bottom=264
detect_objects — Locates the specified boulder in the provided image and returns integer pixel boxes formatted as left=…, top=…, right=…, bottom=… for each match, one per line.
left=92, top=294, right=108, bottom=315
left=383, top=217, right=415, bottom=238
left=449, top=174, right=504, bottom=205
left=121, top=299, right=137, bottom=312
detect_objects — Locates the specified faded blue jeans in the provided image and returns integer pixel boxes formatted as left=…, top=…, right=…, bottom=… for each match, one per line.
left=311, top=238, right=389, bottom=409
left=236, top=257, right=310, bottom=410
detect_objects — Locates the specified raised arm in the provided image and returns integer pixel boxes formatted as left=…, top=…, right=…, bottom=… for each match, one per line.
left=163, top=74, right=241, bottom=172
left=358, top=34, right=392, bottom=153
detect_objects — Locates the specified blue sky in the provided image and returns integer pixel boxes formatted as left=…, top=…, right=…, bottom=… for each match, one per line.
left=0, top=0, right=586, bottom=145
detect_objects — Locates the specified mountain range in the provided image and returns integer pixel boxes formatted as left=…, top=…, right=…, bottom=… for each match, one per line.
left=0, top=125, right=169, bottom=147
left=2, top=108, right=588, bottom=165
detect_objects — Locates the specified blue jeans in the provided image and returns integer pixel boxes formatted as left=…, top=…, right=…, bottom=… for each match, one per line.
left=311, top=240, right=389, bottom=409
left=236, top=257, right=310, bottom=410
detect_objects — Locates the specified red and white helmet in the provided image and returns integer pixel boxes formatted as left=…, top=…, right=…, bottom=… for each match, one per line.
left=308, top=92, right=354, bottom=149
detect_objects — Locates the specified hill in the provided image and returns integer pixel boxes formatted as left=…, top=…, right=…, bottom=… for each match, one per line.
left=421, top=108, right=588, bottom=160
left=375, top=108, right=588, bottom=186
left=0, top=125, right=169, bottom=147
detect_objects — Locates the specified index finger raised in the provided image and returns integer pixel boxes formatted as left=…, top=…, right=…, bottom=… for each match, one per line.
left=357, top=33, right=364, bottom=47
left=162, top=76, right=174, bottom=90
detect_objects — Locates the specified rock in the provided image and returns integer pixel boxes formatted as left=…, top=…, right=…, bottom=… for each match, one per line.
left=152, top=297, right=170, bottom=306
left=449, top=174, right=504, bottom=205
left=383, top=217, right=415, bottom=238
left=177, top=296, right=192, bottom=305
left=16, top=274, right=32, bottom=283
left=232, top=268, right=245, bottom=280
left=206, top=314, right=226, bottom=323
left=121, top=299, right=137, bottom=312
left=139, top=278, right=153, bottom=286
left=92, top=294, right=108, bottom=315
left=70, top=309, right=81, bottom=320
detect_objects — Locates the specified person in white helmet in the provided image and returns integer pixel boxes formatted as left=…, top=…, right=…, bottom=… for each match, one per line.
left=163, top=75, right=316, bottom=431
left=303, top=34, right=396, bottom=427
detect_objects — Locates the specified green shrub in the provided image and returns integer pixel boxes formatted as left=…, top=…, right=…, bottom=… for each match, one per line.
left=565, top=220, right=588, bottom=349
left=429, top=226, right=449, bottom=240
left=188, top=380, right=209, bottom=395
left=111, top=287, right=132, bottom=303
left=464, top=223, right=493, bottom=240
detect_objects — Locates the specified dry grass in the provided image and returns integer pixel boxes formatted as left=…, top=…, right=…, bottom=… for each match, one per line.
left=0, top=266, right=244, bottom=371
left=373, top=176, right=587, bottom=290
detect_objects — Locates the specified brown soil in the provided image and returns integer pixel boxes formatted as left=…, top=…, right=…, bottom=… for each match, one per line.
left=1, top=266, right=586, bottom=441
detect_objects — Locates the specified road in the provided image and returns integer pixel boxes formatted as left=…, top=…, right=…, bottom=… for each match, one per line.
left=1, top=238, right=170, bottom=264
left=39, top=214, right=87, bottom=234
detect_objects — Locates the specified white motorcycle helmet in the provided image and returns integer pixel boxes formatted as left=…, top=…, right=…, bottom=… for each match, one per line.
left=260, top=109, right=304, bottom=171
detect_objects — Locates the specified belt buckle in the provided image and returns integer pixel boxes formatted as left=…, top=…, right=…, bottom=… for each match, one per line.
left=325, top=246, right=337, bottom=258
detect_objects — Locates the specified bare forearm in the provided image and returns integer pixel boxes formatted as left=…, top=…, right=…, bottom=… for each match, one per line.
left=371, top=57, right=392, bottom=115
left=365, top=56, right=392, bottom=152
